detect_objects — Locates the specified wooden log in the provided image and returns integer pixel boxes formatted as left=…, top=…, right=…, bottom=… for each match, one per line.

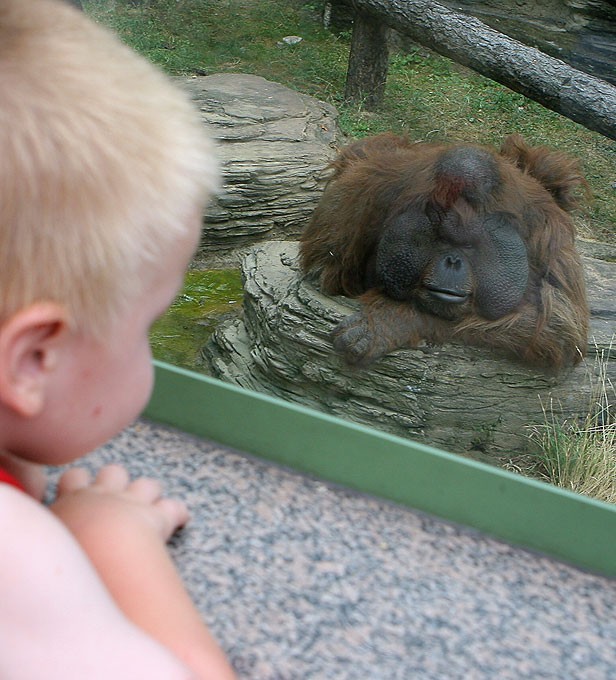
left=343, top=13, right=390, bottom=109
left=339, top=0, right=616, bottom=140
left=440, top=0, right=616, bottom=85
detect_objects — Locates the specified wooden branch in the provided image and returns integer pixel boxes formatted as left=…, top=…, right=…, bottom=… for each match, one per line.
left=342, top=0, right=616, bottom=140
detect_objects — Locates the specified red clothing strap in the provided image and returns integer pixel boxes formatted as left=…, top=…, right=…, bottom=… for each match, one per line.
left=0, top=467, right=26, bottom=492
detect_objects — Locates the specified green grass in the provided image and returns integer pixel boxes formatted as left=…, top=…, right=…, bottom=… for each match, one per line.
left=85, top=0, right=615, bottom=242
left=84, top=0, right=350, bottom=100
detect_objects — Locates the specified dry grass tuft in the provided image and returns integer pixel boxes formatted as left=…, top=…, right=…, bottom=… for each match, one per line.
left=530, top=342, right=615, bottom=503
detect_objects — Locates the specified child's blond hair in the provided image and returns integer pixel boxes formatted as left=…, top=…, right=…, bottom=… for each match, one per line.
left=0, top=0, right=217, bottom=335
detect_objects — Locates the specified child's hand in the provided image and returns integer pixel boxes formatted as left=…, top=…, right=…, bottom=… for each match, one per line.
left=48, top=465, right=236, bottom=678
left=50, top=464, right=190, bottom=543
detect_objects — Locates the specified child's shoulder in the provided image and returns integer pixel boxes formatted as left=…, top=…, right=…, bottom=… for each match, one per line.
left=0, top=485, right=193, bottom=678
left=0, top=482, right=66, bottom=572
left=0, top=484, right=96, bottom=628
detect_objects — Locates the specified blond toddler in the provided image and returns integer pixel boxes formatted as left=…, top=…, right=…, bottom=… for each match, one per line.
left=0, top=1, right=235, bottom=677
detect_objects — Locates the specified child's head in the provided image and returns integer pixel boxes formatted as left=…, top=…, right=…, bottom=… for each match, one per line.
left=0, top=0, right=218, bottom=463
left=0, top=0, right=217, bottom=336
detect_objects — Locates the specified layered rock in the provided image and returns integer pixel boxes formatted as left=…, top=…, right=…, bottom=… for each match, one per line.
left=180, top=74, right=344, bottom=265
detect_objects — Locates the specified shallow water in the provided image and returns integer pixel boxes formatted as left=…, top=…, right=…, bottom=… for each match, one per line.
left=150, top=268, right=243, bottom=370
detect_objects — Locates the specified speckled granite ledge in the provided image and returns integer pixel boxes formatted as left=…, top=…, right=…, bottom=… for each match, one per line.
left=48, top=420, right=616, bottom=679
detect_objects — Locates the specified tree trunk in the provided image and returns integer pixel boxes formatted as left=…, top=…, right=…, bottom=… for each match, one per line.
left=341, top=0, right=616, bottom=140
left=344, top=13, right=390, bottom=110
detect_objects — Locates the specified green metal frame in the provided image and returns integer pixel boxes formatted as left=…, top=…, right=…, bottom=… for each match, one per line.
left=145, top=361, right=616, bottom=578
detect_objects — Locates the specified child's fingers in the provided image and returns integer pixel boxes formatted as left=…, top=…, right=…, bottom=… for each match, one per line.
left=154, top=497, right=191, bottom=536
left=57, top=465, right=187, bottom=537
left=127, top=476, right=163, bottom=503
left=94, top=464, right=130, bottom=491
left=57, top=467, right=91, bottom=494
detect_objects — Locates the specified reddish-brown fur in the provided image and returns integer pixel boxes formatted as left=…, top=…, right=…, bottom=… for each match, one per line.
left=299, top=133, right=589, bottom=368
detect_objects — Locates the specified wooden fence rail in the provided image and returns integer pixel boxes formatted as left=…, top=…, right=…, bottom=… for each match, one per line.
left=339, top=0, right=616, bottom=140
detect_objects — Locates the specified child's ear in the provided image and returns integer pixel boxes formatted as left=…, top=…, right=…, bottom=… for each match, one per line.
left=0, top=303, right=70, bottom=417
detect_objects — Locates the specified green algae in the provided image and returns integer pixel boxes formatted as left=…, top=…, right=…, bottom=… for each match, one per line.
left=150, top=269, right=243, bottom=370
